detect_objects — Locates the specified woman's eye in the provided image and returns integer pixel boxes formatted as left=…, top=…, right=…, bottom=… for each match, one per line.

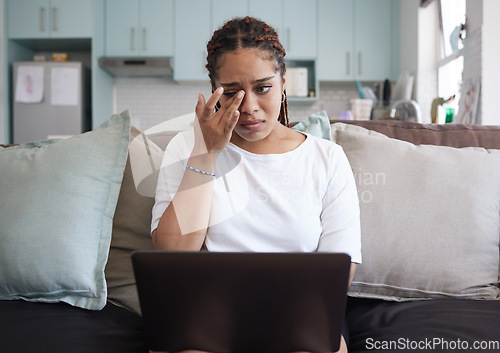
left=257, top=85, right=272, bottom=93
left=223, top=91, right=237, bottom=97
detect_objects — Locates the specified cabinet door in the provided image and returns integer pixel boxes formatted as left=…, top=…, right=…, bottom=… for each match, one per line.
left=174, top=0, right=211, bottom=81
left=212, top=0, right=249, bottom=33
left=354, top=0, right=392, bottom=80
left=8, top=0, right=50, bottom=39
left=317, top=0, right=353, bottom=80
left=248, top=0, right=283, bottom=38
left=50, top=0, right=92, bottom=38
left=105, top=0, right=140, bottom=56
left=140, top=0, right=174, bottom=56
left=283, top=0, right=317, bottom=59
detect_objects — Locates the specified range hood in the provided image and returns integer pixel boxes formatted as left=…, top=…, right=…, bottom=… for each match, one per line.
left=99, top=57, right=172, bottom=77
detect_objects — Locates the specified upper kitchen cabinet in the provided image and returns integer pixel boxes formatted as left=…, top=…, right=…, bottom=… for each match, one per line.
left=105, top=0, right=174, bottom=57
left=318, top=0, right=397, bottom=81
left=212, top=0, right=249, bottom=32
left=283, top=0, right=317, bottom=59
left=248, top=0, right=283, bottom=39
left=249, top=0, right=317, bottom=60
left=173, top=0, right=211, bottom=81
left=8, top=0, right=92, bottom=39
left=173, top=0, right=318, bottom=83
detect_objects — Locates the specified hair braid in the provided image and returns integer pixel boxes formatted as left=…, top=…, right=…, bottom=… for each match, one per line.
left=206, top=16, right=290, bottom=127
left=281, top=90, right=289, bottom=127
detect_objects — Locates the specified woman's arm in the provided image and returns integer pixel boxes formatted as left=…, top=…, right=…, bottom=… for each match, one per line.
left=348, top=263, right=357, bottom=286
left=152, top=88, right=245, bottom=250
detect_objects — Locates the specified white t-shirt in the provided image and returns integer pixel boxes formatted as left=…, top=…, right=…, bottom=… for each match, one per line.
left=151, top=130, right=361, bottom=263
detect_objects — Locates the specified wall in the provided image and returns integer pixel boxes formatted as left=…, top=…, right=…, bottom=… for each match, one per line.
left=480, top=0, right=500, bottom=125
left=0, top=0, right=4, bottom=144
left=462, top=1, right=482, bottom=123
left=398, top=0, right=419, bottom=75
left=114, top=78, right=361, bottom=132
left=461, top=0, right=500, bottom=125
left=415, top=0, right=439, bottom=123
left=391, top=0, right=438, bottom=123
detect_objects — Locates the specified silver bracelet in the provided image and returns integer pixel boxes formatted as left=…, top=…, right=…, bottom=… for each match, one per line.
left=185, top=164, right=216, bottom=177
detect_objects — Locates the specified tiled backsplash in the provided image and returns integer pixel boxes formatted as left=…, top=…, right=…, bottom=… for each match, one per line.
left=114, top=77, right=362, bottom=132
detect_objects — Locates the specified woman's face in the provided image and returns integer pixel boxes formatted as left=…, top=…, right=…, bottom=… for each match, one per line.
left=214, top=48, right=285, bottom=144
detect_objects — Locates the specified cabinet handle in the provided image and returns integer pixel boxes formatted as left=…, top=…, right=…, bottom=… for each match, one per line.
left=131, top=28, right=135, bottom=51
left=346, top=52, right=350, bottom=75
left=40, top=7, right=45, bottom=32
left=143, top=28, right=147, bottom=51
left=358, top=52, right=362, bottom=75
left=53, top=7, right=57, bottom=32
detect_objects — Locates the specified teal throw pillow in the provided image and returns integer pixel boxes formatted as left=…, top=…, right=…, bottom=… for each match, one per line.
left=292, top=110, right=331, bottom=140
left=0, top=111, right=130, bottom=310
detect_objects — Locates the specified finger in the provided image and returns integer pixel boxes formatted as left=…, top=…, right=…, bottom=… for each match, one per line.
left=224, top=110, right=240, bottom=138
left=204, top=87, right=224, bottom=116
left=218, top=90, right=245, bottom=126
left=195, top=94, right=207, bottom=119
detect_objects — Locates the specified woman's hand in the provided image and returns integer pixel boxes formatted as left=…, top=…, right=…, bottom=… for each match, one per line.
left=194, top=87, right=245, bottom=155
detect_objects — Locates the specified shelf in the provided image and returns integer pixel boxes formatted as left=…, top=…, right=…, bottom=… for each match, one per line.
left=285, top=59, right=318, bottom=102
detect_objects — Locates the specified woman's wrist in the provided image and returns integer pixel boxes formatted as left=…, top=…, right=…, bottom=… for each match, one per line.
left=187, top=152, right=217, bottom=174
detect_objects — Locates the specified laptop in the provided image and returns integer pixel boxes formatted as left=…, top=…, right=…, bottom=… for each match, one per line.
left=132, top=251, right=351, bottom=353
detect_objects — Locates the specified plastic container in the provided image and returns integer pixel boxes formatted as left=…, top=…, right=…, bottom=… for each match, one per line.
left=445, top=107, right=454, bottom=123
left=339, top=111, right=353, bottom=120
left=351, top=99, right=373, bottom=120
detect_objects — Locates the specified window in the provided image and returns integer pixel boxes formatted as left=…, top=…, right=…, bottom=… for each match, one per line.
left=437, top=0, right=466, bottom=122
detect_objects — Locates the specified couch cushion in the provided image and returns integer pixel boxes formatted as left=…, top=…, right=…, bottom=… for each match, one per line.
left=331, top=123, right=500, bottom=301
left=106, top=127, right=163, bottom=314
left=346, top=297, right=500, bottom=353
left=0, top=111, right=130, bottom=310
left=333, top=120, right=500, bottom=149
left=0, top=300, right=147, bottom=353
left=105, top=119, right=186, bottom=314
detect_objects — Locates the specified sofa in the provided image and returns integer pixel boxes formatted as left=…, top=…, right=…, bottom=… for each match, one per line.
left=1, top=110, right=500, bottom=353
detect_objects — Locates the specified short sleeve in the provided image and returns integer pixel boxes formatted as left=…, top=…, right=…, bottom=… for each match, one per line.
left=317, top=146, right=362, bottom=263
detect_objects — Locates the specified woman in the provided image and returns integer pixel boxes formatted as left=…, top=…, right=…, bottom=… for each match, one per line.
left=151, top=16, right=361, bottom=353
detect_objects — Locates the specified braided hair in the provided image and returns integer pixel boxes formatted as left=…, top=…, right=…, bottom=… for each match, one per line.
left=206, top=16, right=289, bottom=127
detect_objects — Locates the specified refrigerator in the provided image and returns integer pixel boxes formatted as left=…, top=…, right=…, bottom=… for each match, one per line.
left=12, top=61, right=91, bottom=144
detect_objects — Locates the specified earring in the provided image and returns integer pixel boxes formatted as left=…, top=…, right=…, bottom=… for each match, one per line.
left=281, top=91, right=286, bottom=103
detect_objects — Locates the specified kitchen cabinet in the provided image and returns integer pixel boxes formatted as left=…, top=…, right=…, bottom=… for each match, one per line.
left=173, top=0, right=211, bottom=81
left=249, top=0, right=317, bottom=60
left=212, top=0, right=248, bottom=32
left=105, top=0, right=174, bottom=57
left=173, top=0, right=318, bottom=86
left=174, top=0, right=245, bottom=81
left=8, top=0, right=92, bottom=39
left=248, top=0, right=283, bottom=39
left=283, top=0, right=317, bottom=59
left=249, top=0, right=319, bottom=100
left=318, top=0, right=395, bottom=81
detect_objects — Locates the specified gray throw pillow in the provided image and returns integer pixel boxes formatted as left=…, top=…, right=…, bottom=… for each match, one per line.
left=332, top=126, right=500, bottom=301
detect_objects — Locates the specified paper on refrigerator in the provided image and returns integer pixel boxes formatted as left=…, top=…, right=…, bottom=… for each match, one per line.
left=15, top=66, right=44, bottom=103
left=51, top=67, right=79, bottom=106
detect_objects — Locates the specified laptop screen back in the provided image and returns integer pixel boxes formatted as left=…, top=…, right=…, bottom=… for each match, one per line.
left=132, top=251, right=351, bottom=353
